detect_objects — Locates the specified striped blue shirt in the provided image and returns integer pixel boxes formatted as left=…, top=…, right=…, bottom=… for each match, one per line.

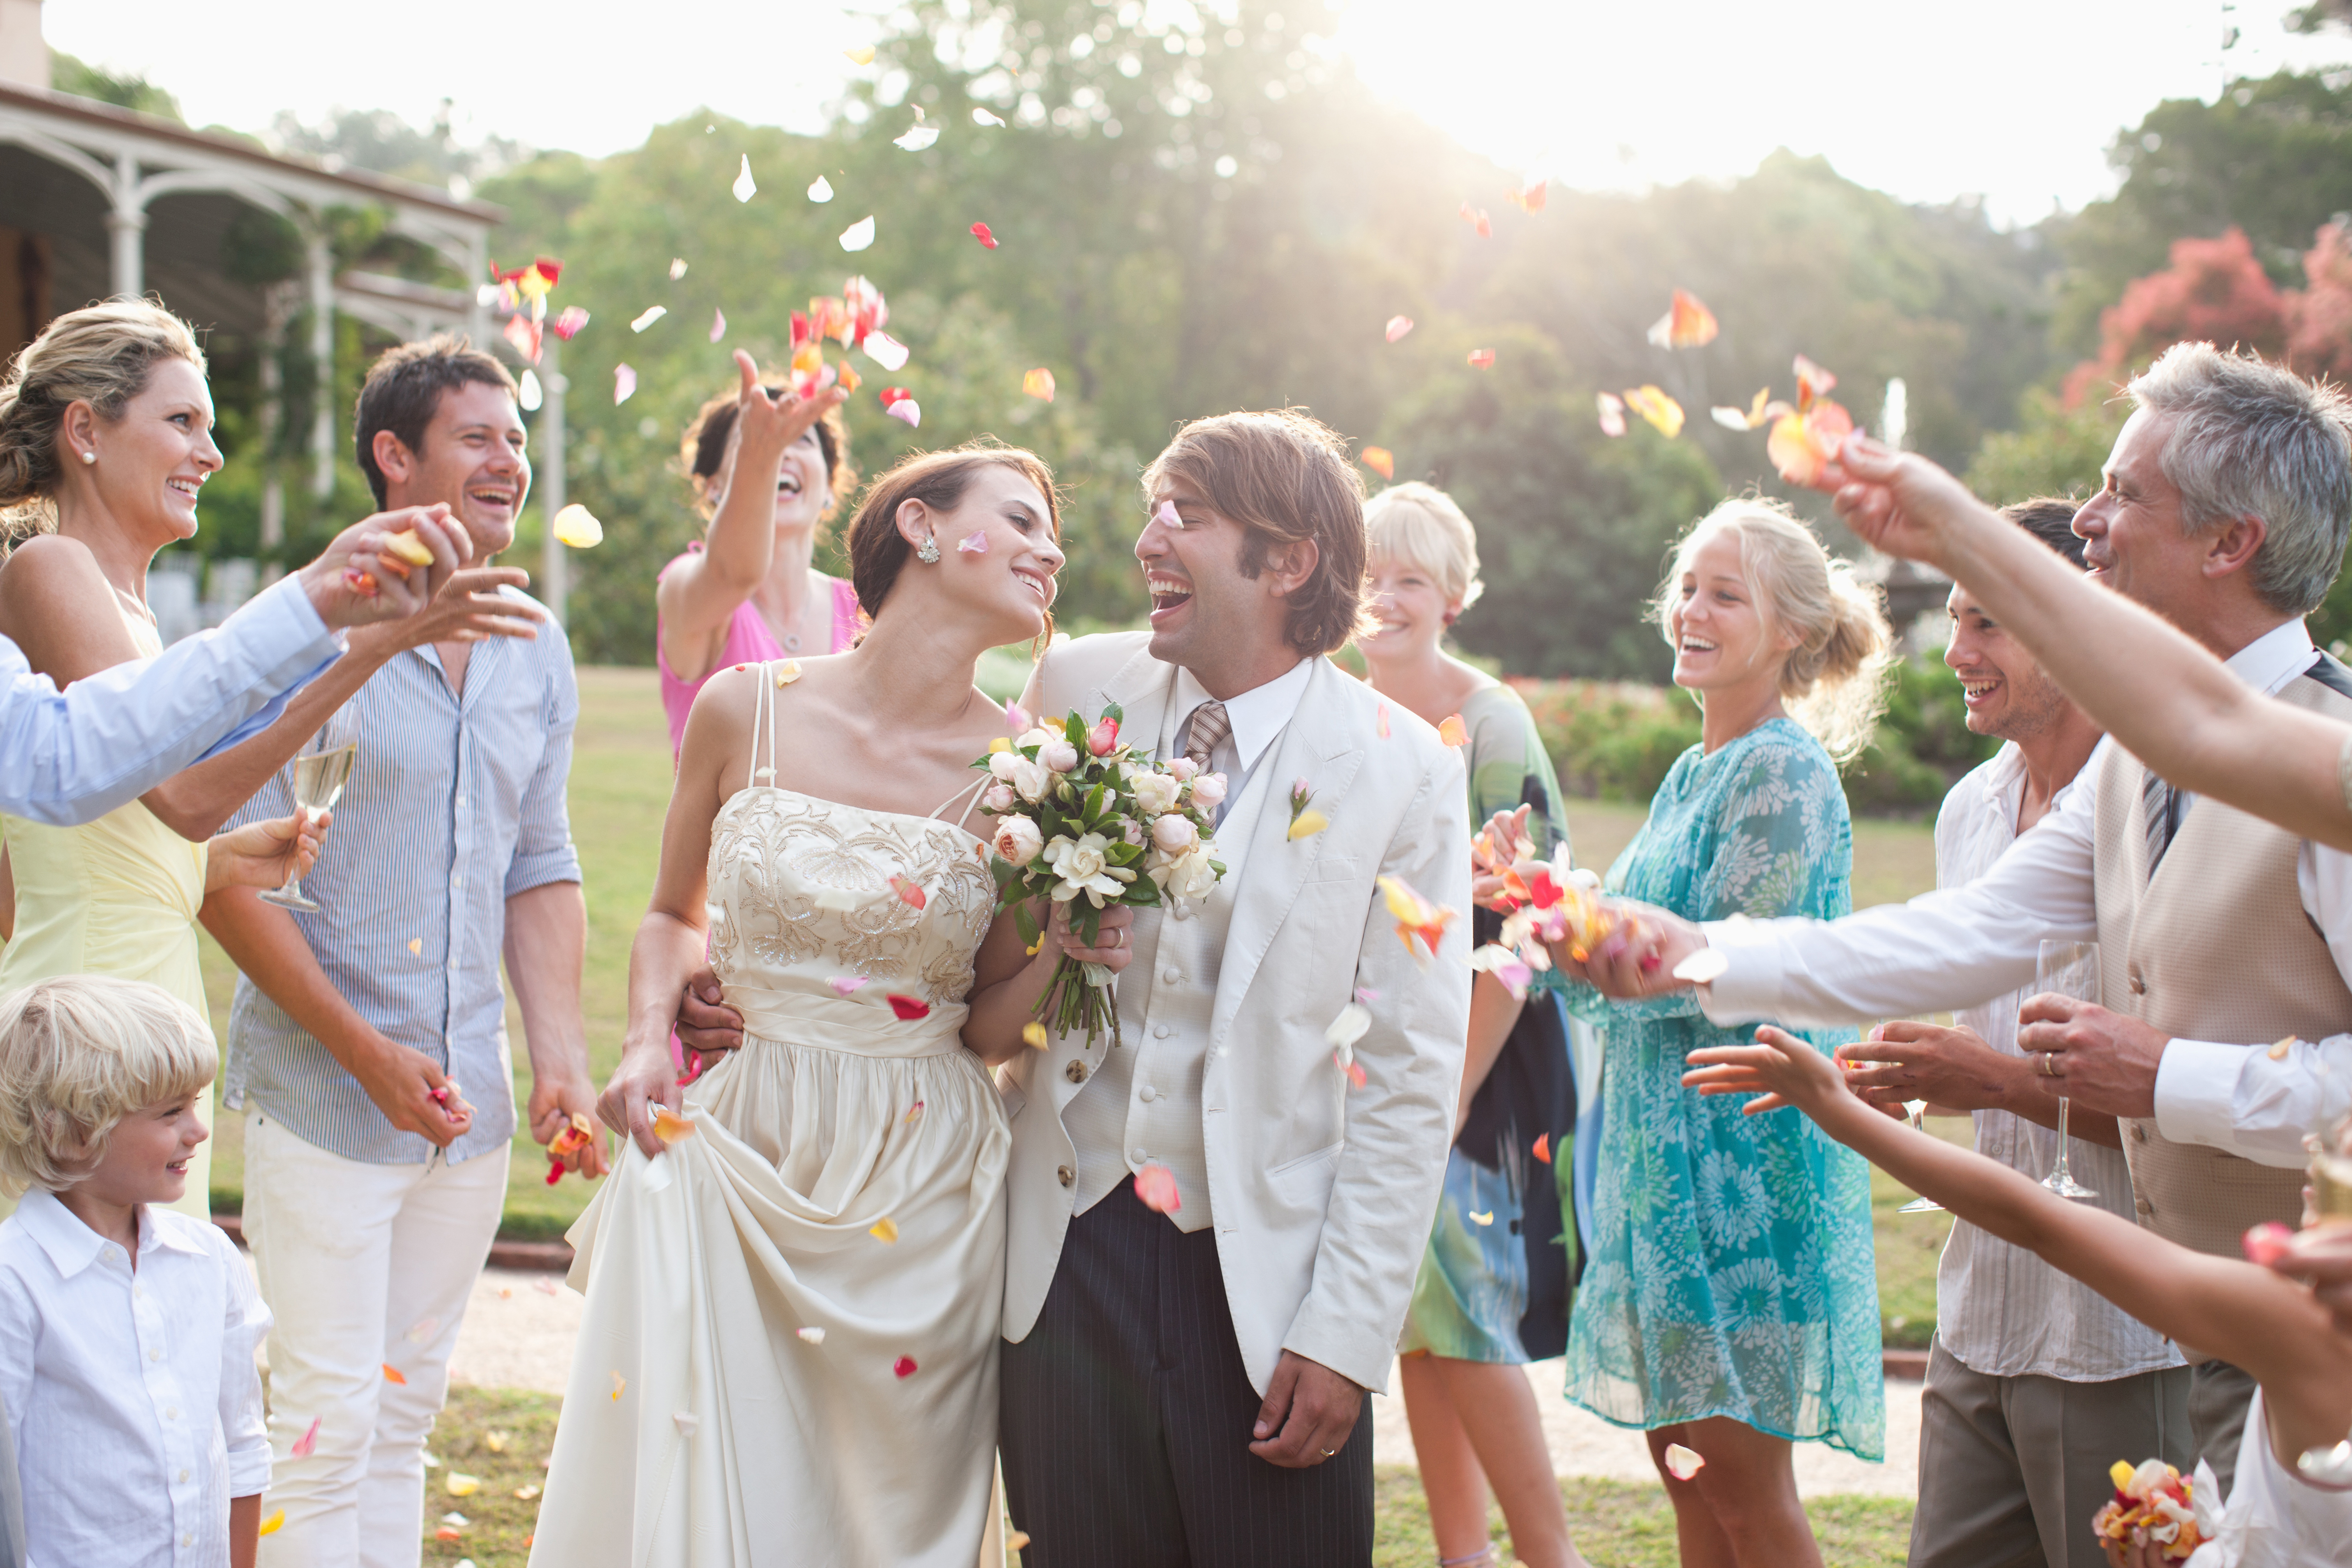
left=223, top=590, right=581, bottom=1164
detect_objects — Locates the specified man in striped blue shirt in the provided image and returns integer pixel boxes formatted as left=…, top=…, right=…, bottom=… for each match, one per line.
left=202, top=336, right=607, bottom=1568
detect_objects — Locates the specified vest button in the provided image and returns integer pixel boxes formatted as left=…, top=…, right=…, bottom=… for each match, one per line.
left=2128, top=963, right=2147, bottom=995
left=1140, top=1085, right=1158, bottom=1103
left=1057, top=1165, right=1074, bottom=1187
left=2136, top=1197, right=2154, bottom=1216
left=1064, top=1059, right=1087, bottom=1084
left=2133, top=1124, right=2149, bottom=1142
left=1153, top=1024, right=1171, bottom=1040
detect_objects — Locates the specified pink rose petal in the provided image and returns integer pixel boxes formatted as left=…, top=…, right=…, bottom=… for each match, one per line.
left=830, top=976, right=869, bottom=997
left=958, top=530, right=990, bottom=554
left=887, top=399, right=921, bottom=427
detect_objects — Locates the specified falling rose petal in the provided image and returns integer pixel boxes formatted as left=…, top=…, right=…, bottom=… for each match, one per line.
left=1467, top=349, right=1496, bottom=369
left=405, top=1316, right=440, bottom=1345
left=610, top=1371, right=626, bottom=1402
left=971, top=222, right=999, bottom=249
left=1469, top=1209, right=1494, bottom=1225
left=1437, top=714, right=1469, bottom=747
left=446, top=1473, right=482, bottom=1497
left=904, top=1100, right=925, bottom=1124
left=807, top=175, right=833, bottom=203
left=880, top=386, right=913, bottom=408
left=1135, top=1163, right=1182, bottom=1214
left=483, top=1431, right=510, bottom=1454
left=973, top=107, right=1006, bottom=127
left=888, top=873, right=928, bottom=908
left=652, top=1107, right=696, bottom=1145
left=1344, top=1059, right=1367, bottom=1089
left=1004, top=700, right=1031, bottom=731
left=292, top=1416, right=321, bottom=1457
left=432, top=1527, right=461, bottom=1543
left=1153, top=500, right=1181, bottom=530
left=553, top=504, right=604, bottom=548
left=830, top=976, right=868, bottom=997
left=1384, top=315, right=1414, bottom=343
left=731, top=156, right=757, bottom=202
left=958, top=530, right=990, bottom=554
left=2268, top=1034, right=2301, bottom=1061
left=844, top=45, right=876, bottom=64
left=670, top=257, right=689, bottom=279
left=1458, top=201, right=1491, bottom=238
left=1624, top=385, right=1684, bottom=438
left=797, top=1326, right=826, bottom=1344
left=836, top=362, right=861, bottom=394
left=1023, top=367, right=1057, bottom=401
left=1007, top=1532, right=1031, bottom=1551
left=1022, top=1022, right=1050, bottom=1050
left=534, top=1276, right=559, bottom=1296
left=1673, top=949, right=1730, bottom=984
left=502, top=313, right=542, bottom=364
left=1793, top=354, right=1839, bottom=405
left=1378, top=875, right=1457, bottom=965
left=1355, top=986, right=1383, bottom=1005
left=894, top=123, right=940, bottom=152
left=518, top=369, right=544, bottom=412
left=408, top=937, right=422, bottom=955
left=2242, top=1221, right=2296, bottom=1266
left=886, top=399, right=921, bottom=428
left=870, top=1217, right=901, bottom=1243
left=259, top=1510, right=286, bottom=1537
left=861, top=329, right=909, bottom=370
left=709, top=308, right=726, bottom=343
left=1664, top=1443, right=1705, bottom=1481
left=1532, top=1132, right=1553, bottom=1164
left=673, top=1411, right=699, bottom=1437
left=514, top=1485, right=540, bottom=1501
left=1360, top=446, right=1395, bottom=480
left=1508, top=176, right=1548, bottom=213
left=1288, top=809, right=1328, bottom=841
left=839, top=215, right=876, bottom=252
left=1767, top=399, right=1854, bottom=489
left=893, top=1355, right=918, bottom=1378
left=1645, top=288, right=1720, bottom=350
left=549, top=306, right=590, bottom=342
left=383, top=1364, right=408, bottom=1385
left=1376, top=703, right=1390, bottom=739
left=886, top=994, right=930, bottom=1021
left=613, top=365, right=637, bottom=405
left=1597, top=391, right=1627, bottom=438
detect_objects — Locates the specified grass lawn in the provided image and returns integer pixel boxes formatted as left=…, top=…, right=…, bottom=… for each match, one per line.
left=421, top=1386, right=1914, bottom=1568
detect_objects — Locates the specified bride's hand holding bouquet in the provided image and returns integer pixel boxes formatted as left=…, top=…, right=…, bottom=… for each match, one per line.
left=976, top=703, right=1228, bottom=1045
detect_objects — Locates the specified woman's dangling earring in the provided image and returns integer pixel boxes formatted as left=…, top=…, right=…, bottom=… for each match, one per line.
left=915, top=533, right=941, bottom=564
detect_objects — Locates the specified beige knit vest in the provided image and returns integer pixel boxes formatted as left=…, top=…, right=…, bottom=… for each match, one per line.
left=2090, top=665, right=2352, bottom=1256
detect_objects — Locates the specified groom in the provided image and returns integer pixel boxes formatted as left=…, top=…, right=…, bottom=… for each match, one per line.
left=994, top=409, right=1469, bottom=1563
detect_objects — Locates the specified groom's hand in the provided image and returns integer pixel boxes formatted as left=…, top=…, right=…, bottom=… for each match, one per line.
left=675, top=967, right=746, bottom=1060
left=1249, top=1351, right=1364, bottom=1469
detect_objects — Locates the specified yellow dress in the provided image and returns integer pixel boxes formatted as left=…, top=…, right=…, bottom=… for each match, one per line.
left=0, top=606, right=212, bottom=1219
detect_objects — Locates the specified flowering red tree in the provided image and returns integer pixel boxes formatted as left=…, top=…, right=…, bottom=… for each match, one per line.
left=2289, top=223, right=2352, bottom=383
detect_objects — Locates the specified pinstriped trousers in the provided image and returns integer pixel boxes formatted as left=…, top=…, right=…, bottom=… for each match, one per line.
left=1000, top=1179, right=1374, bottom=1567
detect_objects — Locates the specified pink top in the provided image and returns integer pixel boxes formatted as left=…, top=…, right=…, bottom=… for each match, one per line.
left=656, top=546, right=863, bottom=758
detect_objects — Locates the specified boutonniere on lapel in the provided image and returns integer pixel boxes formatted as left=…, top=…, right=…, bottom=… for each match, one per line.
left=972, top=701, right=1228, bottom=1044
left=1286, top=777, right=1329, bottom=841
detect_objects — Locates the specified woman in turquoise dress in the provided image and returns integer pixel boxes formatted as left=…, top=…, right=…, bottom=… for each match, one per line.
left=1545, top=499, right=1894, bottom=1568
left=1359, top=483, right=1590, bottom=1568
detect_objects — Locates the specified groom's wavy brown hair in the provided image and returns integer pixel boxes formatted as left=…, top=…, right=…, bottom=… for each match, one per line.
left=1141, top=408, right=1372, bottom=657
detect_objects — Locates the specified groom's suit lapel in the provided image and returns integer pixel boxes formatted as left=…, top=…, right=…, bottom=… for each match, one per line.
left=1210, top=657, right=1367, bottom=1047
left=1084, top=639, right=1177, bottom=751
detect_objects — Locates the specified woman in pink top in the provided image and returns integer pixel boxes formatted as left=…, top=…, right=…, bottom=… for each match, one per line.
left=657, top=351, right=859, bottom=757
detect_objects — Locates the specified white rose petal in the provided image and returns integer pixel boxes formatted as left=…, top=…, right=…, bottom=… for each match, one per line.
left=1131, top=772, right=1181, bottom=815
left=1190, top=772, right=1228, bottom=809
left=1150, top=814, right=1198, bottom=853
left=1011, top=759, right=1052, bottom=803
left=1039, top=740, right=1080, bottom=774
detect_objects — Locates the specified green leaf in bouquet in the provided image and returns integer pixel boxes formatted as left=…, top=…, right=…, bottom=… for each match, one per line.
left=1103, top=702, right=1124, bottom=725
left=1126, top=877, right=1164, bottom=906
left=1063, top=713, right=1087, bottom=744
left=1084, top=781, right=1106, bottom=821
left=1013, top=899, right=1040, bottom=948
left=1104, top=841, right=1143, bottom=866
left=990, top=854, right=1023, bottom=890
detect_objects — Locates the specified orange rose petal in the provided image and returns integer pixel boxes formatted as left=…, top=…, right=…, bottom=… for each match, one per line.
left=383, top=1364, right=407, bottom=1385
left=652, top=1107, right=696, bottom=1146
left=1437, top=714, right=1468, bottom=747
left=1467, top=349, right=1496, bottom=369
left=1623, top=386, right=1685, bottom=438
left=1360, top=445, right=1395, bottom=480
left=1645, top=288, right=1720, bottom=350
left=888, top=874, right=928, bottom=909
left=1023, top=367, right=1056, bottom=401
left=1532, top=1132, right=1553, bottom=1164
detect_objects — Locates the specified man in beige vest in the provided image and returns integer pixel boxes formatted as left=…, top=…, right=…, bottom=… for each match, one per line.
left=1562, top=343, right=2352, bottom=1507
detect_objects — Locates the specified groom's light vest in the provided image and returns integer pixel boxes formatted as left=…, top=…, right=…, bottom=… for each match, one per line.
left=2089, top=662, right=2352, bottom=1256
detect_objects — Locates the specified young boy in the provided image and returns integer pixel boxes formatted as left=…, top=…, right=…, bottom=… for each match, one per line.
left=1681, top=1026, right=2352, bottom=1566
left=0, top=976, right=271, bottom=1568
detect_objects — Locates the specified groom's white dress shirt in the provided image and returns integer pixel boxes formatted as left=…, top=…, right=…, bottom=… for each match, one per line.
left=1701, top=619, right=2352, bottom=1168
left=1005, top=633, right=1470, bottom=1394
left=0, top=574, right=342, bottom=826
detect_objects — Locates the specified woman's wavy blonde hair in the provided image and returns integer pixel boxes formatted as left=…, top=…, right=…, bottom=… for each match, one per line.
left=0, top=976, right=216, bottom=1199
left=1652, top=497, right=1896, bottom=764
left=0, top=299, right=206, bottom=542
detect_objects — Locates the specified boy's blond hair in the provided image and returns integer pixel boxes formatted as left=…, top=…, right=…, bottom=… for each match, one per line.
left=0, top=977, right=216, bottom=1198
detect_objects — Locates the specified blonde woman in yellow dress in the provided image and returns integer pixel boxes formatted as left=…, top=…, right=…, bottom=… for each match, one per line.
left=0, top=303, right=364, bottom=1218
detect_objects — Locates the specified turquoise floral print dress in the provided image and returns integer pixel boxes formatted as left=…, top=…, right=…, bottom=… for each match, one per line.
left=1553, top=717, right=1884, bottom=1460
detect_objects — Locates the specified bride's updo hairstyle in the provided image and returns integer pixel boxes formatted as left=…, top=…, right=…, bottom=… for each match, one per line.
left=1651, top=497, right=1896, bottom=764
left=0, top=300, right=206, bottom=541
left=844, top=439, right=1061, bottom=632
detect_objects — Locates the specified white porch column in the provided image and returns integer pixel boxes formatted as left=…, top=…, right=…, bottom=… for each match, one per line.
left=259, top=281, right=293, bottom=549
left=105, top=152, right=144, bottom=297
left=538, top=337, right=568, bottom=627
left=305, top=229, right=334, bottom=499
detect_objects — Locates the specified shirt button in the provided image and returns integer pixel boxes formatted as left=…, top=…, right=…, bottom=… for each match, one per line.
left=1139, top=1085, right=1158, bottom=1103
left=1152, top=1024, right=1170, bottom=1040
left=178, top=1469, right=190, bottom=1484
left=1161, top=967, right=1180, bottom=984
left=452, top=873, right=464, bottom=888
left=150, top=1348, right=162, bottom=1361
left=183, top=1533, right=193, bottom=1548
left=1132, top=1147, right=1148, bottom=1162
left=165, top=1407, right=178, bottom=1421
left=1063, top=1060, right=1087, bottom=1085
left=1057, top=1165, right=1074, bottom=1188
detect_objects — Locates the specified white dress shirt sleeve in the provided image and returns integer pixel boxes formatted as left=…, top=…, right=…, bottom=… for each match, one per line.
left=2150, top=833, right=2352, bottom=1166
left=0, top=574, right=342, bottom=827
left=212, top=1230, right=273, bottom=1498
left=1698, top=762, right=2103, bottom=1028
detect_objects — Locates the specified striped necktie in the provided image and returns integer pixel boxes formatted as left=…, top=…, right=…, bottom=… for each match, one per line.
left=2143, top=765, right=2183, bottom=879
left=1184, top=700, right=1231, bottom=773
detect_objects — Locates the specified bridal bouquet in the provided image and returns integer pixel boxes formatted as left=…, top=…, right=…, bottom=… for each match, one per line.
left=974, top=703, right=1227, bottom=1046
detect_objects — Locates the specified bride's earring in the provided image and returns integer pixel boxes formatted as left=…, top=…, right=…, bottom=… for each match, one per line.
left=915, top=533, right=941, bottom=564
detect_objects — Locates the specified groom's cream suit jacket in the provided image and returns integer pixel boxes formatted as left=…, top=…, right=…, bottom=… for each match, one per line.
left=1000, top=631, right=1471, bottom=1395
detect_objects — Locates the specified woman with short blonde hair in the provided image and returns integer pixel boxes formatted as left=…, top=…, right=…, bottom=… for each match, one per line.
left=1547, top=496, right=1892, bottom=1567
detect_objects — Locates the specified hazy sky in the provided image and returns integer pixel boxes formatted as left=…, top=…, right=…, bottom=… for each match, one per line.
left=44, top=0, right=2352, bottom=224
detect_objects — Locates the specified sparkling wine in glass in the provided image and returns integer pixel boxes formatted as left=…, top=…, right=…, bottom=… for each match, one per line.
left=2034, top=939, right=2101, bottom=1200
left=1898, top=1099, right=1946, bottom=1214
left=259, top=708, right=358, bottom=913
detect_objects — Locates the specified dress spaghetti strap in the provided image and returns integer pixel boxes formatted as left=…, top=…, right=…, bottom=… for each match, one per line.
left=928, top=774, right=990, bottom=831
left=746, top=661, right=783, bottom=791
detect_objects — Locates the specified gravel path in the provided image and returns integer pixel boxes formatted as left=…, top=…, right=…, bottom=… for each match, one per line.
left=446, top=1266, right=1920, bottom=1498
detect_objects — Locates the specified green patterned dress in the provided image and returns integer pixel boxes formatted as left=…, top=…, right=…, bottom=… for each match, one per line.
left=1400, top=683, right=1584, bottom=1364
left=1553, top=717, right=1884, bottom=1458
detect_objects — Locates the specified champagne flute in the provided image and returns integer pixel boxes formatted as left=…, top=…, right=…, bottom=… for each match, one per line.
left=2034, top=939, right=2100, bottom=1200
left=2309, top=1054, right=2352, bottom=1227
left=259, top=706, right=359, bottom=913
left=1898, top=1098, right=1946, bottom=1214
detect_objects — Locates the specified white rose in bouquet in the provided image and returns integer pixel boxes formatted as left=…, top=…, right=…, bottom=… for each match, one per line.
left=1039, top=739, right=1081, bottom=774
left=1190, top=771, right=1229, bottom=810
left=1131, top=770, right=1181, bottom=815
left=1043, top=831, right=1125, bottom=905
left=1164, top=845, right=1220, bottom=905
left=988, top=749, right=1024, bottom=783
left=1018, top=726, right=1057, bottom=749
left=992, top=815, right=1045, bottom=867
left=1151, top=813, right=1199, bottom=853
left=1011, top=758, right=1053, bottom=803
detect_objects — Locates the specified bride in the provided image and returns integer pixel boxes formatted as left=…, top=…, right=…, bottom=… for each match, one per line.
left=530, top=405, right=1132, bottom=1566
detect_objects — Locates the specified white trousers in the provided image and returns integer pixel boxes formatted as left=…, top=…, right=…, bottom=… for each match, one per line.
left=244, top=1112, right=506, bottom=1568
